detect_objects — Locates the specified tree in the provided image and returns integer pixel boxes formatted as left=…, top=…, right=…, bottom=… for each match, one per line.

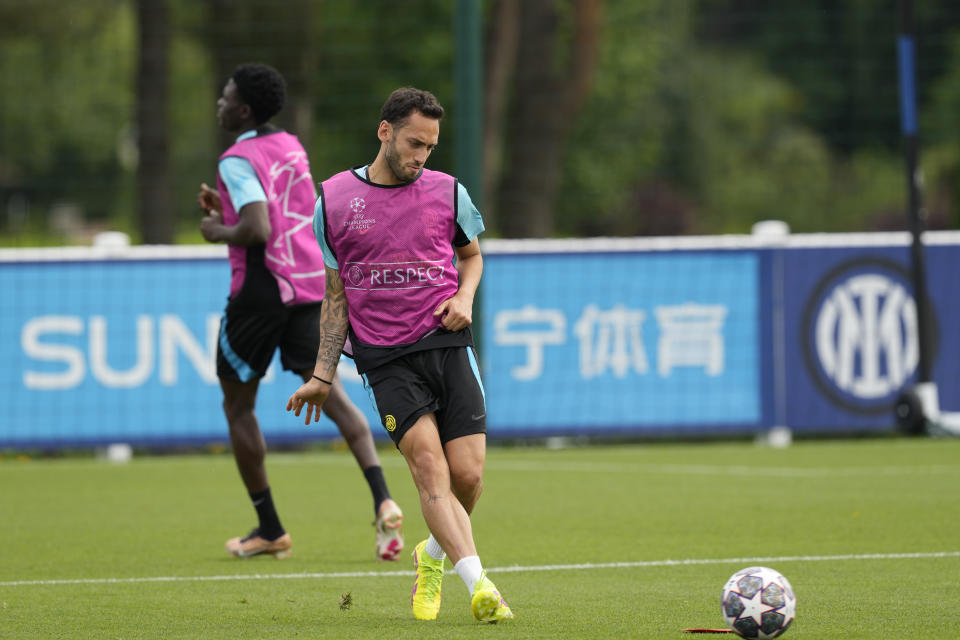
left=199, top=0, right=317, bottom=146
left=489, top=0, right=602, bottom=237
left=0, top=1, right=135, bottom=242
left=137, top=0, right=173, bottom=244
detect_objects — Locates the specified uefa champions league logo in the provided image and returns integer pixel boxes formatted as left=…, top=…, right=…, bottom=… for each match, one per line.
left=346, top=265, right=364, bottom=287
left=350, top=197, right=366, bottom=214
left=802, top=258, right=932, bottom=414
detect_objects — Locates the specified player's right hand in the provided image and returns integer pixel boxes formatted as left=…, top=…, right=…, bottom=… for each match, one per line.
left=286, top=379, right=332, bottom=425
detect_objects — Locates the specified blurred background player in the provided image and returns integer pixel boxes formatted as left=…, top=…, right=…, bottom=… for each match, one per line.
left=286, top=87, right=513, bottom=622
left=197, top=62, right=403, bottom=561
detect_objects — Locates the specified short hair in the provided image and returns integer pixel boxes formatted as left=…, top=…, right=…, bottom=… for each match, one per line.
left=380, top=87, right=444, bottom=128
left=231, top=63, right=286, bottom=125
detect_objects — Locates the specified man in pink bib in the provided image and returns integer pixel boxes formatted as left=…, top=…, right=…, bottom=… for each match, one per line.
left=198, top=63, right=403, bottom=562
left=287, top=87, right=514, bottom=623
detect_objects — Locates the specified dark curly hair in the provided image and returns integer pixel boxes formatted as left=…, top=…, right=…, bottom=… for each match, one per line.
left=231, top=63, right=286, bottom=125
left=380, top=87, right=444, bottom=128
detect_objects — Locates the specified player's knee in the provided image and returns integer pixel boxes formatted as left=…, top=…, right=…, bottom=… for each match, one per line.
left=409, top=447, right=443, bottom=473
left=222, top=396, right=255, bottom=423
left=409, top=450, right=449, bottom=488
left=450, top=465, right=483, bottom=495
left=335, top=412, right=369, bottom=441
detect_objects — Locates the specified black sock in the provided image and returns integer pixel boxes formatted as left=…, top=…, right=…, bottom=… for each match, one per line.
left=363, top=466, right=391, bottom=516
left=250, top=488, right=284, bottom=539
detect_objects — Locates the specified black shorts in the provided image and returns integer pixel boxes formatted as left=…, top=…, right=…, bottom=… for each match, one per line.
left=217, top=300, right=321, bottom=382
left=362, top=346, right=487, bottom=447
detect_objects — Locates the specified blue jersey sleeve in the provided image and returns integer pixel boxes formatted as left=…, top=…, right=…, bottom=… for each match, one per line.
left=218, top=156, right=267, bottom=211
left=313, top=194, right=339, bottom=270
left=456, top=182, right=485, bottom=242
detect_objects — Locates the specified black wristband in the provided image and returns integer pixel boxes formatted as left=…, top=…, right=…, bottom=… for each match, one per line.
left=311, top=375, right=333, bottom=385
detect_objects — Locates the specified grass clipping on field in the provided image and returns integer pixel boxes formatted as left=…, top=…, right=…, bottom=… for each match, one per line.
left=339, top=592, right=352, bottom=611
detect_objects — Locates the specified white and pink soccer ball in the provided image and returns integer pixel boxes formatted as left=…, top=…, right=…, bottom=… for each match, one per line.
left=721, top=566, right=796, bottom=638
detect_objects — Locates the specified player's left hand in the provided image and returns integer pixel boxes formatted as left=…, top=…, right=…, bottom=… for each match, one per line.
left=434, top=294, right=473, bottom=331
left=199, top=210, right=224, bottom=243
left=286, top=378, right=332, bottom=425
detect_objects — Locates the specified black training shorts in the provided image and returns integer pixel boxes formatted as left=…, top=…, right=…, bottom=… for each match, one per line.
left=362, top=346, right=487, bottom=447
left=217, top=300, right=321, bottom=382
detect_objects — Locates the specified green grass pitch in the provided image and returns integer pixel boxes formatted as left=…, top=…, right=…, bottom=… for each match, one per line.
left=1, top=437, right=958, bottom=638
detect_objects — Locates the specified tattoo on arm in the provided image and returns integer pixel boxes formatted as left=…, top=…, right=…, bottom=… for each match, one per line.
left=316, top=268, right=349, bottom=375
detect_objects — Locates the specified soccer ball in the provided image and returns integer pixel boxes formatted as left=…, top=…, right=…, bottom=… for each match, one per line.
left=721, top=566, right=796, bottom=638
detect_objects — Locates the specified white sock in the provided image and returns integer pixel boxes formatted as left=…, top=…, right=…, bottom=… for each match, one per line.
left=425, top=535, right=446, bottom=561
left=454, top=555, right=484, bottom=592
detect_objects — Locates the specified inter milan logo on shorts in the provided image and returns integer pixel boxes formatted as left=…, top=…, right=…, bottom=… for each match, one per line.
left=385, top=415, right=397, bottom=432
left=350, top=197, right=366, bottom=214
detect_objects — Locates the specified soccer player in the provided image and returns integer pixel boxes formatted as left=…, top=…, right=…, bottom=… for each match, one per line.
left=286, top=87, right=514, bottom=623
left=198, top=63, right=403, bottom=562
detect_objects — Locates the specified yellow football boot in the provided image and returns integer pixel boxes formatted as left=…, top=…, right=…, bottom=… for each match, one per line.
left=470, top=572, right=514, bottom=623
left=410, top=539, right=444, bottom=620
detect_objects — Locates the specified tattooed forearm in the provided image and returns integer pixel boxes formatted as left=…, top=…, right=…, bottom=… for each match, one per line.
left=314, top=267, right=350, bottom=376
left=324, top=268, right=350, bottom=322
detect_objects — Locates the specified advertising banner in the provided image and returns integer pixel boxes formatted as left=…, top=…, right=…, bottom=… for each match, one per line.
left=3, top=231, right=958, bottom=447
left=0, top=253, right=378, bottom=447
left=780, top=242, right=960, bottom=431
left=481, top=249, right=763, bottom=436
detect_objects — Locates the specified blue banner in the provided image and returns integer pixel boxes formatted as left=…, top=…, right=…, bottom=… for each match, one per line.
left=0, top=256, right=380, bottom=447
left=4, top=232, right=960, bottom=448
left=481, top=251, right=762, bottom=436
left=781, top=243, right=960, bottom=431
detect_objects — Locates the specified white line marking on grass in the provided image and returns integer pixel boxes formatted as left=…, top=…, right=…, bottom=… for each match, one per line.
left=0, top=570, right=410, bottom=587
left=2, top=551, right=957, bottom=588
left=490, top=551, right=960, bottom=573
left=485, top=460, right=960, bottom=478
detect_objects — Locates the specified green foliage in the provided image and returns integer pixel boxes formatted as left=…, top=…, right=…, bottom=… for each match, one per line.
left=170, top=30, right=217, bottom=237
left=681, top=51, right=814, bottom=232
left=923, top=31, right=960, bottom=227
left=559, top=0, right=689, bottom=235
left=307, top=1, right=456, bottom=179
left=562, top=15, right=927, bottom=237
left=0, top=2, right=134, bottom=229
left=1, top=439, right=958, bottom=638
left=2, top=1, right=959, bottom=244
left=686, top=0, right=958, bottom=233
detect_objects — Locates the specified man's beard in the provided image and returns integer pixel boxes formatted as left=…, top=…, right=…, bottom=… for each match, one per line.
left=385, top=141, right=416, bottom=183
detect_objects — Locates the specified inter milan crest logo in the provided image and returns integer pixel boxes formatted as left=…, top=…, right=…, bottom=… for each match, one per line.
left=802, top=257, right=934, bottom=414
left=350, top=197, right=366, bottom=214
